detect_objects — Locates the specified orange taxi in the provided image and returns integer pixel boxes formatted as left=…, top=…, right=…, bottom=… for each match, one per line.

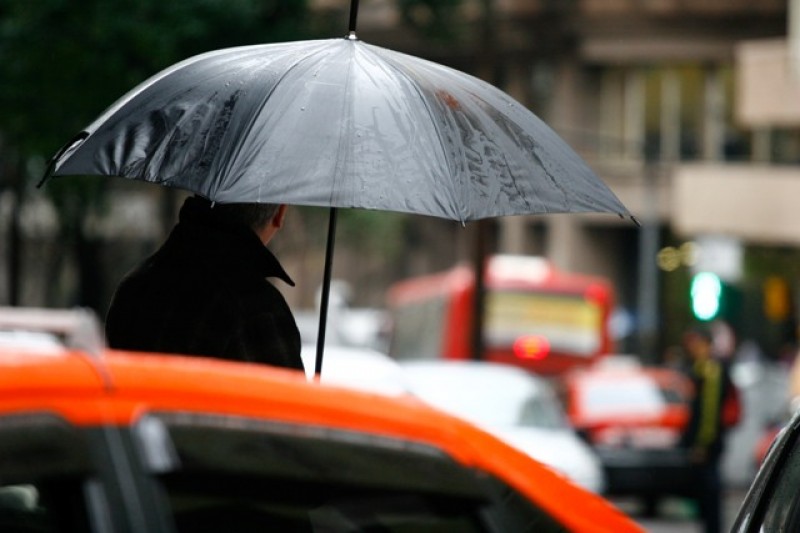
left=0, top=307, right=641, bottom=532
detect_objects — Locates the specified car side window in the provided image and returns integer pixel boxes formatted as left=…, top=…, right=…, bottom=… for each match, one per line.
left=755, top=425, right=800, bottom=532
left=518, top=393, right=568, bottom=430
left=0, top=413, right=95, bottom=533
left=134, top=412, right=568, bottom=533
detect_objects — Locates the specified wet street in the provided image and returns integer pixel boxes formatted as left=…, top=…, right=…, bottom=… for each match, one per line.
left=612, top=488, right=747, bottom=532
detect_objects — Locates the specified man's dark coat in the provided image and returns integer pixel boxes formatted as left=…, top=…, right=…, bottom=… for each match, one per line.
left=106, top=197, right=303, bottom=370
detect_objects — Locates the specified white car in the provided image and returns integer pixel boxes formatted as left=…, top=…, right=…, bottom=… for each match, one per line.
left=301, top=344, right=410, bottom=397
left=400, top=360, right=607, bottom=494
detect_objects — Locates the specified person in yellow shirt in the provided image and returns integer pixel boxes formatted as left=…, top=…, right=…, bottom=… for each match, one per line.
left=679, top=326, right=736, bottom=533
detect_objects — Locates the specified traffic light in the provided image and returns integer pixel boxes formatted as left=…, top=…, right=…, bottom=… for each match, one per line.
left=763, top=276, right=791, bottom=322
left=690, top=272, right=722, bottom=321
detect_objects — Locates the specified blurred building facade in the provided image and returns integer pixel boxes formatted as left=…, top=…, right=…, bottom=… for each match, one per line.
left=2, top=1, right=796, bottom=359
left=311, top=0, right=797, bottom=356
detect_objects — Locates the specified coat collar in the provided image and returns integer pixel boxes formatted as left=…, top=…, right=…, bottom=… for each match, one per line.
left=177, top=196, right=295, bottom=286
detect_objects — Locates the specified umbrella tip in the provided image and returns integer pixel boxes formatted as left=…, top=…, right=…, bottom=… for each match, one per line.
left=347, top=31, right=358, bottom=41
left=37, top=161, right=55, bottom=189
left=37, top=131, right=90, bottom=188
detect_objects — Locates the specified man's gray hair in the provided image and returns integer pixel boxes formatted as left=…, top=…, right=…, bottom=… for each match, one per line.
left=212, top=202, right=281, bottom=232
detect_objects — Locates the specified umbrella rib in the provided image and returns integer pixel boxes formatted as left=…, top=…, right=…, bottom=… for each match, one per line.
left=528, top=143, right=621, bottom=216
left=365, top=46, right=462, bottom=222
left=404, top=80, right=461, bottom=220
left=528, top=146, right=567, bottom=212
left=328, top=41, right=358, bottom=206
left=412, top=84, right=459, bottom=216
left=500, top=151, right=539, bottom=214
left=218, top=42, right=336, bottom=200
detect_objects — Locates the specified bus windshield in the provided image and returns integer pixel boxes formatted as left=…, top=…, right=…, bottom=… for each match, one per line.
left=387, top=255, right=615, bottom=375
left=485, top=290, right=604, bottom=357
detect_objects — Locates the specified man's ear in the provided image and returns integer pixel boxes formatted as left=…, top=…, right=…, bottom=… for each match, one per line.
left=272, top=204, right=288, bottom=229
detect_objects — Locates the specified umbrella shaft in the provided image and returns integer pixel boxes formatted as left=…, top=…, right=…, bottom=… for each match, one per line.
left=348, top=0, right=360, bottom=33
left=315, top=208, right=338, bottom=376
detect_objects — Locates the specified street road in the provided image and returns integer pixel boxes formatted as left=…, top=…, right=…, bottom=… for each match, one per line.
left=611, top=488, right=747, bottom=532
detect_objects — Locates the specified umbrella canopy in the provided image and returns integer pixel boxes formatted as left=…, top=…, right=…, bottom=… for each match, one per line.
left=44, top=36, right=630, bottom=224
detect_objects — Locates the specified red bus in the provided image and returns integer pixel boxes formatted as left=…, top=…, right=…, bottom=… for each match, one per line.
left=386, top=255, right=616, bottom=375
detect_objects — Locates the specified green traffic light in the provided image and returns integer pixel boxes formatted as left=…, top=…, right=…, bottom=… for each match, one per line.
left=691, top=272, right=722, bottom=321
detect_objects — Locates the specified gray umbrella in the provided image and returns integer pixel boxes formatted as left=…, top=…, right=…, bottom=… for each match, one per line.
left=41, top=7, right=633, bottom=375
left=45, top=37, right=629, bottom=221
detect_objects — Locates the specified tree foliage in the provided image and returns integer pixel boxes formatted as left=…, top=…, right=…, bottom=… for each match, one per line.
left=398, top=0, right=465, bottom=41
left=0, top=0, right=311, bottom=161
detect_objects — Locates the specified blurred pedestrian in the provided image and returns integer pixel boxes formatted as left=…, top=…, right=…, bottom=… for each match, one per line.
left=710, top=319, right=736, bottom=361
left=679, top=325, right=738, bottom=533
left=105, top=195, right=304, bottom=371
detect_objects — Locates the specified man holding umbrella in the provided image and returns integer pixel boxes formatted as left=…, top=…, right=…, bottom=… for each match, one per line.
left=42, top=15, right=633, bottom=374
left=105, top=195, right=304, bottom=371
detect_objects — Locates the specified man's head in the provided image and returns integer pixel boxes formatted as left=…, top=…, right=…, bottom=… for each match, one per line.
left=211, top=202, right=287, bottom=245
left=683, top=326, right=713, bottom=361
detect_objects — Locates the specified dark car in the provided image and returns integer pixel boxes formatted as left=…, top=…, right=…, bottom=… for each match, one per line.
left=0, top=306, right=642, bottom=533
left=561, top=358, right=695, bottom=514
left=732, top=404, right=800, bottom=532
